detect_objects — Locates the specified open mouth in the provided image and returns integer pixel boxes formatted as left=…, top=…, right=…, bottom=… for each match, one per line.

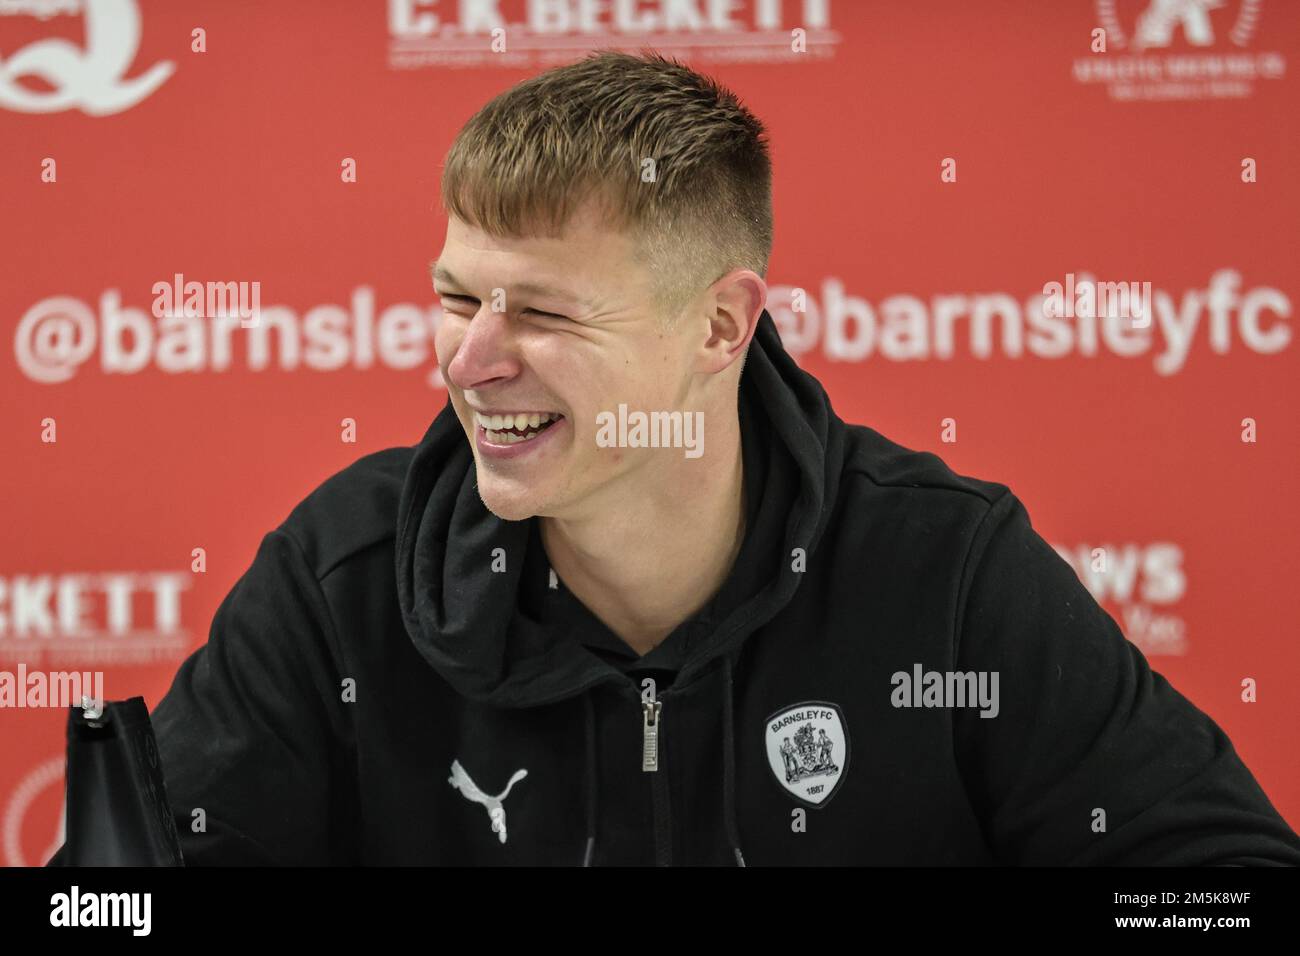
left=474, top=411, right=564, bottom=445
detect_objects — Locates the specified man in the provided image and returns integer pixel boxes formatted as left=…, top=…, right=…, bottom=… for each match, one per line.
left=52, top=50, right=1300, bottom=866
left=817, top=729, right=835, bottom=774
left=781, top=737, right=800, bottom=783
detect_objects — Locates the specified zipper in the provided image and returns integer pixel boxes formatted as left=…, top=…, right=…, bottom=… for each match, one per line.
left=641, top=697, right=661, bottom=771
left=641, top=694, right=672, bottom=865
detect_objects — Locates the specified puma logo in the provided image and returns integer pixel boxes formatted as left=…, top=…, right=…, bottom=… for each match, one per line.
left=448, top=760, right=528, bottom=844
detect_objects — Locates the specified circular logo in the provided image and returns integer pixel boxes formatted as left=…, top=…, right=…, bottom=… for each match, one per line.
left=2, top=756, right=65, bottom=868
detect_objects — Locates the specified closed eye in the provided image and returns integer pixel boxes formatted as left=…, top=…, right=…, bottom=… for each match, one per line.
left=437, top=294, right=567, bottom=321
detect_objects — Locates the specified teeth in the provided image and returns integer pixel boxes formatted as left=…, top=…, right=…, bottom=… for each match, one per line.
left=474, top=411, right=561, bottom=431
left=484, top=428, right=542, bottom=444
left=475, top=410, right=563, bottom=446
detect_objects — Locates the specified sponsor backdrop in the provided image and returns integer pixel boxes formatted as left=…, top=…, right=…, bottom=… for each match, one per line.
left=1, top=0, right=1296, bottom=865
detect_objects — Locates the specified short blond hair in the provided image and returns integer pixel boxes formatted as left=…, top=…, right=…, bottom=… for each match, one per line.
left=440, top=49, right=773, bottom=331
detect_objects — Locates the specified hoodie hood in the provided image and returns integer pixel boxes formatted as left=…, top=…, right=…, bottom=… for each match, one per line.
left=395, top=307, right=845, bottom=710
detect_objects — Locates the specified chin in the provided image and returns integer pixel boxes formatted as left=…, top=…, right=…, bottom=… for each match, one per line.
left=476, top=485, right=542, bottom=523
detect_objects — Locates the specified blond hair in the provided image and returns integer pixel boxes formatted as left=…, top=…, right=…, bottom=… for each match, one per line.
left=440, top=49, right=773, bottom=331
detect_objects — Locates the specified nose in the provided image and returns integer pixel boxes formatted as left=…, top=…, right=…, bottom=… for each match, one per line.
left=444, top=305, right=519, bottom=392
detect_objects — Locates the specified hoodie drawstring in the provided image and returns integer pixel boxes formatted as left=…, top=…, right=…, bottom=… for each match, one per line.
left=579, top=650, right=746, bottom=867
left=722, top=650, right=746, bottom=866
left=582, top=690, right=598, bottom=866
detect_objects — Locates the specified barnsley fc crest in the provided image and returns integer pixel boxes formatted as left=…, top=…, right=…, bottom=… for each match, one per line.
left=764, top=701, right=849, bottom=807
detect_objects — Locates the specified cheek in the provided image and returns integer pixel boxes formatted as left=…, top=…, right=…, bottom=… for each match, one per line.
left=529, top=337, right=595, bottom=409
left=434, top=318, right=465, bottom=365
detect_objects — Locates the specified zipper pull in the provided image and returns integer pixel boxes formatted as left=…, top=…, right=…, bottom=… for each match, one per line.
left=641, top=697, right=662, bottom=772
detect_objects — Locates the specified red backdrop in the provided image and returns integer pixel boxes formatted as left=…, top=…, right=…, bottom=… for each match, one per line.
left=2, top=0, right=1297, bottom=866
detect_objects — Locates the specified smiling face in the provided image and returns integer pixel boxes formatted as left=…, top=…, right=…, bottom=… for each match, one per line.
left=433, top=194, right=704, bottom=523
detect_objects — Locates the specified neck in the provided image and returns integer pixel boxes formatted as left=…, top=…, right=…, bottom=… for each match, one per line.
left=540, top=410, right=746, bottom=658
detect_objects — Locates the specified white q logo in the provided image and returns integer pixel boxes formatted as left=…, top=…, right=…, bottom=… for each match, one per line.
left=0, top=0, right=175, bottom=115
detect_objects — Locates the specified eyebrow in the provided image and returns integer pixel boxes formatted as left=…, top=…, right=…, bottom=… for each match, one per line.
left=431, top=261, right=589, bottom=312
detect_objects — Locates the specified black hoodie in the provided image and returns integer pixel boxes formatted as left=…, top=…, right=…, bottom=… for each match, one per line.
left=56, top=309, right=1300, bottom=866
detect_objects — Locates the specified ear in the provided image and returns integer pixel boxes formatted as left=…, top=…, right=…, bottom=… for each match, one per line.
left=701, top=270, right=766, bottom=374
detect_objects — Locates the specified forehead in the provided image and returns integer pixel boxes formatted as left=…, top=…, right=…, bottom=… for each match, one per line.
left=436, top=196, right=644, bottom=305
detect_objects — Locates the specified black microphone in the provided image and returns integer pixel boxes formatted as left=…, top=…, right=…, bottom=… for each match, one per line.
left=56, top=696, right=185, bottom=866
